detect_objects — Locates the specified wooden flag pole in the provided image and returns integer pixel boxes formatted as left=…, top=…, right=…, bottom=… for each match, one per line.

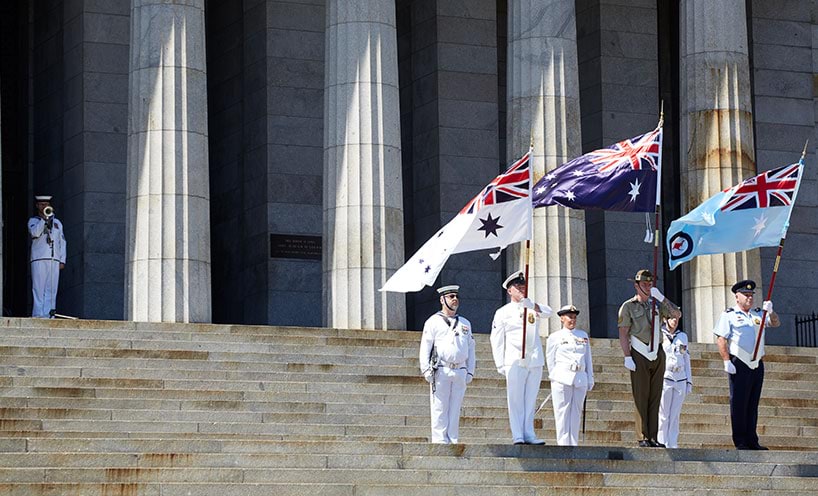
left=521, top=239, right=531, bottom=359
left=520, top=137, right=534, bottom=360
left=649, top=102, right=665, bottom=352
left=751, top=141, right=808, bottom=361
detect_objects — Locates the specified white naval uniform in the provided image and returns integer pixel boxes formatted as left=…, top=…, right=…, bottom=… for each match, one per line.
left=491, top=301, right=549, bottom=444
left=545, top=327, right=594, bottom=446
left=419, top=312, right=475, bottom=444
left=28, top=216, right=66, bottom=318
left=657, top=328, right=692, bottom=448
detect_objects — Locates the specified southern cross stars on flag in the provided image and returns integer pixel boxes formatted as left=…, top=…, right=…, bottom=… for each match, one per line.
left=531, top=127, right=662, bottom=212
left=380, top=151, right=534, bottom=293
left=666, top=162, right=803, bottom=270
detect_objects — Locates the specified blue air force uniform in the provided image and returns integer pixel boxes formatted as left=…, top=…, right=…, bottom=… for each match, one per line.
left=713, top=280, right=778, bottom=450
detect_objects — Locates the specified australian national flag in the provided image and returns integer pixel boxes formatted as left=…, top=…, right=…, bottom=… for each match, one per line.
left=666, top=162, right=803, bottom=270
left=381, top=152, right=533, bottom=293
left=531, top=127, right=662, bottom=212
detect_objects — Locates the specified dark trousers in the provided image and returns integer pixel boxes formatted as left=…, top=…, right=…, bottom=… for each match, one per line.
left=630, top=347, right=665, bottom=441
left=728, top=356, right=764, bottom=448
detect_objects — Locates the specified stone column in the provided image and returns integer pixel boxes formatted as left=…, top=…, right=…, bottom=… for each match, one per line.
left=126, top=0, right=212, bottom=322
left=680, top=0, right=761, bottom=342
left=323, top=0, right=406, bottom=330
left=507, top=0, right=589, bottom=334
left=0, top=86, right=3, bottom=316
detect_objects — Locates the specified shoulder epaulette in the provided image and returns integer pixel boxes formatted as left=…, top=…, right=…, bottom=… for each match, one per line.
left=725, top=308, right=734, bottom=313
left=753, top=307, right=761, bottom=313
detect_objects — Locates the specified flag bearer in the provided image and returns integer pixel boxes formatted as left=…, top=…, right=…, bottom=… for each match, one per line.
left=618, top=269, right=681, bottom=447
left=657, top=315, right=692, bottom=448
left=714, top=280, right=779, bottom=450
left=419, top=285, right=475, bottom=444
left=546, top=304, right=594, bottom=446
left=491, top=271, right=553, bottom=445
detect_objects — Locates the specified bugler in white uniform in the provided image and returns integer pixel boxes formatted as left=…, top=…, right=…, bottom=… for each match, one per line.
left=28, top=196, right=67, bottom=318
left=657, top=316, right=692, bottom=448
left=419, top=285, right=475, bottom=444
left=546, top=305, right=594, bottom=446
left=491, top=271, right=553, bottom=445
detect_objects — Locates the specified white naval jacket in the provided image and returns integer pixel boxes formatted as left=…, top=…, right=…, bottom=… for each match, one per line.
left=490, top=301, right=544, bottom=372
left=419, top=312, right=475, bottom=376
left=661, top=328, right=692, bottom=383
left=546, top=327, right=594, bottom=388
left=28, top=216, right=66, bottom=263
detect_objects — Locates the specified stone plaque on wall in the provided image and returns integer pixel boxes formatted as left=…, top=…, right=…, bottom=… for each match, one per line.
left=270, top=234, right=322, bottom=260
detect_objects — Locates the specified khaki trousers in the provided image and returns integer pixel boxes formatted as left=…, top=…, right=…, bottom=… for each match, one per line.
left=630, top=347, right=665, bottom=441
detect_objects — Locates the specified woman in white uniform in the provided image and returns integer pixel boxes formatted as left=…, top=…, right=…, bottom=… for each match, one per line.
left=545, top=304, right=594, bottom=446
left=657, top=315, right=692, bottom=448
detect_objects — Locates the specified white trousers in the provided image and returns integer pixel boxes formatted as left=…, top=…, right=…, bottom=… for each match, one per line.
left=657, top=379, right=687, bottom=448
left=429, top=366, right=468, bottom=443
left=505, top=364, right=543, bottom=443
left=551, top=381, right=587, bottom=446
left=31, top=260, right=61, bottom=318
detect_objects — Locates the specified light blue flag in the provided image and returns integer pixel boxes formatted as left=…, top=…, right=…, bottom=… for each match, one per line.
left=667, top=162, right=803, bottom=270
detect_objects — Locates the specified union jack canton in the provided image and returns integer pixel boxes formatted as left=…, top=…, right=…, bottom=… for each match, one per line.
left=721, top=163, right=800, bottom=212
left=532, top=127, right=662, bottom=212
left=461, top=152, right=531, bottom=215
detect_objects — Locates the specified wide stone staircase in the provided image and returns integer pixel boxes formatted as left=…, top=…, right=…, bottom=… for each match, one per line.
left=2, top=317, right=818, bottom=494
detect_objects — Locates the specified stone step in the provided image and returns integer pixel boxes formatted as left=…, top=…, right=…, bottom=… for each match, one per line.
left=0, top=466, right=815, bottom=491
left=7, top=319, right=818, bottom=356
left=2, top=451, right=811, bottom=474
left=5, top=428, right=814, bottom=450
left=2, top=420, right=817, bottom=449
left=1, top=405, right=817, bottom=434
left=4, top=318, right=818, bottom=493
left=0, top=483, right=809, bottom=496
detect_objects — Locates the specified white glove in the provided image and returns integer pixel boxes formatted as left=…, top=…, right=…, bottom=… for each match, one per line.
left=538, top=303, right=553, bottom=317
left=424, top=370, right=434, bottom=384
left=763, top=300, right=773, bottom=313
left=686, top=382, right=693, bottom=394
left=723, top=360, right=736, bottom=375
left=624, top=357, right=636, bottom=372
left=519, top=297, right=535, bottom=310
left=588, top=379, right=595, bottom=391
left=465, top=373, right=473, bottom=385
left=498, top=366, right=507, bottom=376
left=650, top=287, right=665, bottom=302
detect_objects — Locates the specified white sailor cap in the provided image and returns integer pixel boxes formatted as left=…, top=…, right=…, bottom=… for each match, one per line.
left=436, top=285, right=459, bottom=296
left=557, top=304, right=580, bottom=316
left=502, top=270, right=526, bottom=289
left=34, top=195, right=52, bottom=202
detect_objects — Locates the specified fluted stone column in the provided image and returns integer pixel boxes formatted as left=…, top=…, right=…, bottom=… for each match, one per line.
left=507, top=0, right=589, bottom=333
left=0, top=86, right=3, bottom=316
left=323, top=0, right=406, bottom=330
left=680, top=0, right=761, bottom=342
left=125, top=0, right=212, bottom=322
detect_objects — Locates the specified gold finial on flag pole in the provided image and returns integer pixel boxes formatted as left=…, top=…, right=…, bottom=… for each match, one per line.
left=659, top=100, right=665, bottom=128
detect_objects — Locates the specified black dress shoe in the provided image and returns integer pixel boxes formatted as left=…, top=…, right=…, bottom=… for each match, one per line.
left=638, top=440, right=651, bottom=447
left=649, top=440, right=666, bottom=448
left=513, top=441, right=525, bottom=445
left=736, top=445, right=752, bottom=450
left=750, top=444, right=769, bottom=450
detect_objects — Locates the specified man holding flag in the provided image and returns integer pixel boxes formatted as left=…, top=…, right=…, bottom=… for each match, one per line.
left=667, top=153, right=804, bottom=450
left=714, top=280, right=779, bottom=450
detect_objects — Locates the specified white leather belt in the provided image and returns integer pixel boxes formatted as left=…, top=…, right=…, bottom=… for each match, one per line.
left=439, top=360, right=464, bottom=369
